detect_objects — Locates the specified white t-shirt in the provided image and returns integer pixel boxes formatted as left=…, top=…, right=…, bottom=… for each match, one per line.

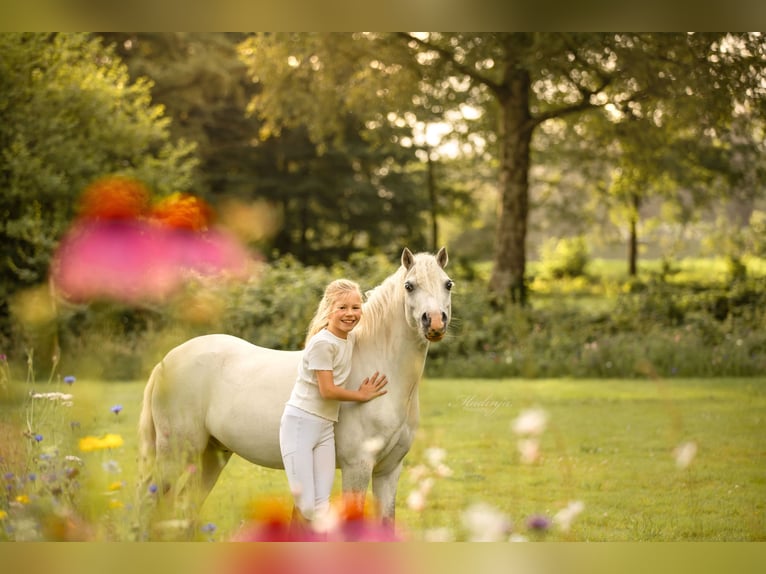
left=286, top=328, right=355, bottom=422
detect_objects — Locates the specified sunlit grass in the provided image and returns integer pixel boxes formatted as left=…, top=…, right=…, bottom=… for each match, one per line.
left=1, top=376, right=764, bottom=541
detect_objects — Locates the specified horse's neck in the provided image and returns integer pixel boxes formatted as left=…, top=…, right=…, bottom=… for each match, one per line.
left=356, top=281, right=428, bottom=404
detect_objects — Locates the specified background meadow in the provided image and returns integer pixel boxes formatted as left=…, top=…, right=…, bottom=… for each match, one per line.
left=2, top=374, right=764, bottom=541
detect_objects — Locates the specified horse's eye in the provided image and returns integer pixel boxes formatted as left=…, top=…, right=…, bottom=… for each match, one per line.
left=404, top=281, right=414, bottom=292
left=445, top=280, right=454, bottom=291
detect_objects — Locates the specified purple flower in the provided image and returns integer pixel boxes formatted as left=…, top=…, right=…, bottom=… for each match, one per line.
left=111, top=405, right=123, bottom=415
left=526, top=514, right=551, bottom=531
left=34, top=434, right=43, bottom=443
left=201, top=522, right=216, bottom=534
left=148, top=483, right=158, bottom=494
left=64, top=375, right=76, bottom=385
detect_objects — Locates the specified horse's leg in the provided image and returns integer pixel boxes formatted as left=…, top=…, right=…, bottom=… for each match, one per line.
left=200, top=441, right=232, bottom=496
left=372, top=461, right=404, bottom=525
left=340, top=463, right=372, bottom=509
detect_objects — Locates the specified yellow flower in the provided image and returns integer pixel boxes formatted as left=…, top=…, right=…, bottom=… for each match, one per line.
left=108, top=499, right=124, bottom=509
left=0, top=510, right=8, bottom=519
left=108, top=481, right=123, bottom=491
left=79, top=433, right=124, bottom=452
left=15, top=494, right=30, bottom=505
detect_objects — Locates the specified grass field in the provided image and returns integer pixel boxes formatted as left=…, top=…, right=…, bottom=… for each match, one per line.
left=2, top=376, right=764, bottom=541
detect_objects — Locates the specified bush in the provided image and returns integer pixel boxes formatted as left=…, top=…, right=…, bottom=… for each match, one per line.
left=538, top=236, right=590, bottom=279
left=6, top=256, right=766, bottom=381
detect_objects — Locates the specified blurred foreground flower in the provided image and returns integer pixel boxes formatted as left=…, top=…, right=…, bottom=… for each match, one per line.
left=78, top=434, right=124, bottom=452
left=673, top=441, right=698, bottom=469
left=553, top=500, right=585, bottom=532
left=461, top=502, right=512, bottom=541
left=512, top=407, right=548, bottom=436
left=51, top=176, right=254, bottom=304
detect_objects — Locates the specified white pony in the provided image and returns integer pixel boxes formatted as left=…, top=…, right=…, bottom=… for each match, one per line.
left=138, top=247, right=452, bottom=522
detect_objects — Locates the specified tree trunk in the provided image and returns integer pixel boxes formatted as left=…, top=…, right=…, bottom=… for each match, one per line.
left=628, top=192, right=640, bottom=276
left=488, top=69, right=534, bottom=305
left=427, top=150, right=438, bottom=251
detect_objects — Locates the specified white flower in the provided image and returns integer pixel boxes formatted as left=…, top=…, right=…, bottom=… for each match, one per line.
left=517, top=438, right=541, bottom=464
left=673, top=441, right=698, bottom=469
left=461, top=502, right=512, bottom=542
left=418, top=476, right=435, bottom=496
left=512, top=408, right=548, bottom=436
left=553, top=500, right=585, bottom=532
left=408, top=464, right=429, bottom=483
left=425, top=447, right=447, bottom=467
left=31, top=392, right=74, bottom=406
left=407, top=489, right=426, bottom=512
left=434, top=463, right=453, bottom=478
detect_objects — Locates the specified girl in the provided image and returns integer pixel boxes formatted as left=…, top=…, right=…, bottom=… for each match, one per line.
left=279, top=279, right=388, bottom=529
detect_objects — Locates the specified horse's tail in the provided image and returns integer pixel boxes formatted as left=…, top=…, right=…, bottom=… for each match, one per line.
left=137, top=362, right=160, bottom=487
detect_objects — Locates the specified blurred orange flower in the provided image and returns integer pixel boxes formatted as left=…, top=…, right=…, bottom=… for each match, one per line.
left=78, top=176, right=151, bottom=220
left=151, top=192, right=213, bottom=231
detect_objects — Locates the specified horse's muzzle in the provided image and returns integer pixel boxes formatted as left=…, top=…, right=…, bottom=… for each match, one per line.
left=422, top=311, right=448, bottom=342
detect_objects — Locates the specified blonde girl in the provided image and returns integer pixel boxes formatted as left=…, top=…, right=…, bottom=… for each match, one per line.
left=279, top=279, right=388, bottom=527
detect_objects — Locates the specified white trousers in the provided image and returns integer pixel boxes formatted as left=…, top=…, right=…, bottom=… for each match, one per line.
left=279, top=404, right=336, bottom=521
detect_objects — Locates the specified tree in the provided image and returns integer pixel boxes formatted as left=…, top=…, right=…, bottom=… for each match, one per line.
left=237, top=33, right=766, bottom=303
left=0, top=33, right=197, bottom=322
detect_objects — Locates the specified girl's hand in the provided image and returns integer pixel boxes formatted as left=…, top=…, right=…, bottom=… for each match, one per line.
left=358, top=371, right=388, bottom=401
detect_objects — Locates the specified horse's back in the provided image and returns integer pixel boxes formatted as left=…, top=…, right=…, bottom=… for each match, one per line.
left=151, top=333, right=301, bottom=468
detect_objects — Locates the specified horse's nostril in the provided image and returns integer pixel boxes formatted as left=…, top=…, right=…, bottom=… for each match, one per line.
left=442, top=312, right=448, bottom=324
left=421, top=313, right=430, bottom=326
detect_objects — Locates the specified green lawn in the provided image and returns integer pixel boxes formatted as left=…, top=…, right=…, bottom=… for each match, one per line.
left=2, top=376, right=764, bottom=541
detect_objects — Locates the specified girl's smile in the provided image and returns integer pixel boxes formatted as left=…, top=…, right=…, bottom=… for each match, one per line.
left=326, top=292, right=362, bottom=339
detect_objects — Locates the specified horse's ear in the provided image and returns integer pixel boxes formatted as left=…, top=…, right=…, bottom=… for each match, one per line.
left=436, top=247, right=448, bottom=269
left=401, top=247, right=415, bottom=270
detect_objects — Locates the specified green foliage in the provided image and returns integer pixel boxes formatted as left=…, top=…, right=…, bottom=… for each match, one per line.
left=9, top=256, right=758, bottom=383
left=538, top=236, right=590, bottom=279
left=0, top=33, right=198, bottom=323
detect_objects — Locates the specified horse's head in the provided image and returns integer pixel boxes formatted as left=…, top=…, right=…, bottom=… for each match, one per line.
left=401, top=247, right=452, bottom=343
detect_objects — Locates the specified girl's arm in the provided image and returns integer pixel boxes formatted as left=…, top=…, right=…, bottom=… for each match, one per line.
left=316, top=370, right=388, bottom=402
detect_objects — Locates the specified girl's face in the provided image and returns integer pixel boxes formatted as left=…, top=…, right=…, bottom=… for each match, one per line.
left=326, top=291, right=362, bottom=339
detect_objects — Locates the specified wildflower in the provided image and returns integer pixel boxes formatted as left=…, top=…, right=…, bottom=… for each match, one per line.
left=108, top=499, right=125, bottom=509
left=425, top=447, right=447, bottom=467
left=107, top=481, right=123, bottom=492
left=553, top=500, right=585, bottom=533
left=673, top=441, right=698, bottom=469
left=4, top=472, right=14, bottom=481
left=406, top=490, right=426, bottom=512
left=64, top=455, right=83, bottom=465
left=78, top=433, right=124, bottom=452
left=110, top=404, right=123, bottom=415
left=201, top=522, right=217, bottom=534
left=63, top=375, right=76, bottom=385
left=15, top=494, right=30, bottom=505
left=27, top=473, right=36, bottom=482
left=0, top=353, right=6, bottom=361
left=33, top=434, right=43, bottom=443
left=148, top=483, right=158, bottom=494
left=102, top=460, right=122, bottom=474
left=32, top=392, right=74, bottom=406
left=512, top=408, right=548, bottom=436
left=461, top=502, right=512, bottom=542
left=517, top=438, right=542, bottom=464
left=0, top=510, right=7, bottom=520
left=526, top=514, right=551, bottom=532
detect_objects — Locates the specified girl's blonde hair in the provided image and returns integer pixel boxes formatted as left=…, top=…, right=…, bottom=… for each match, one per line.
left=305, top=279, right=363, bottom=345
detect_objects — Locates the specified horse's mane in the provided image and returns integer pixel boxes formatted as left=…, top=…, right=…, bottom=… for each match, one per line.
left=355, top=264, right=406, bottom=342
